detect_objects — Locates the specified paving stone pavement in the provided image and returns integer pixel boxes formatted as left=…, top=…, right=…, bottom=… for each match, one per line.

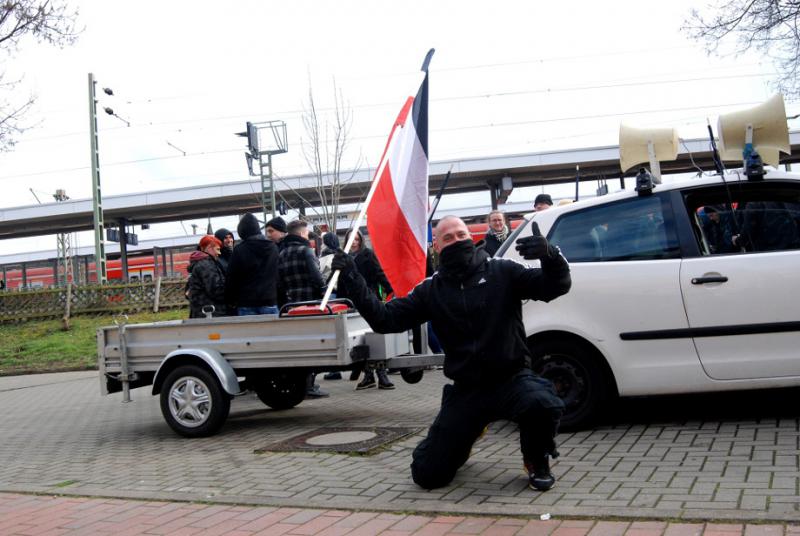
left=0, top=370, right=799, bottom=524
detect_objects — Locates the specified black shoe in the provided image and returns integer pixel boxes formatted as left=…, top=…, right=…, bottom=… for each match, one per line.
left=305, top=385, right=330, bottom=398
left=356, top=372, right=376, bottom=390
left=376, top=370, right=395, bottom=390
left=323, top=372, right=342, bottom=380
left=349, top=369, right=361, bottom=381
left=525, top=457, right=555, bottom=491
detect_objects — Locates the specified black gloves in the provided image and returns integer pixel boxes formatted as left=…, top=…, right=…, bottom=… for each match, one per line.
left=331, top=249, right=356, bottom=274
left=515, top=222, right=554, bottom=260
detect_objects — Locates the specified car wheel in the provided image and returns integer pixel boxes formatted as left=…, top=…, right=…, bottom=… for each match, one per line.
left=254, top=372, right=307, bottom=410
left=160, top=365, right=230, bottom=438
left=530, top=340, right=609, bottom=430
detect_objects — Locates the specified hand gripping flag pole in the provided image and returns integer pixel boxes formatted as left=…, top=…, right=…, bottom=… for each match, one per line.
left=320, top=49, right=434, bottom=310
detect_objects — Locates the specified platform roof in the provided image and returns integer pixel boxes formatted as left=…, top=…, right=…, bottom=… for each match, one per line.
left=2, top=131, right=799, bottom=240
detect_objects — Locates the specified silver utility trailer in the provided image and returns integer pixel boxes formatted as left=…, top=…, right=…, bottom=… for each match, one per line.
left=98, top=304, right=442, bottom=437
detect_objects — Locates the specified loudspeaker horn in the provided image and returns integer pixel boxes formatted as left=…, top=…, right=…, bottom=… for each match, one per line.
left=718, top=93, right=790, bottom=167
left=619, top=125, right=679, bottom=182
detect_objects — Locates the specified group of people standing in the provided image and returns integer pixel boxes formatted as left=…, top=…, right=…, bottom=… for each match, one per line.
left=184, top=213, right=397, bottom=393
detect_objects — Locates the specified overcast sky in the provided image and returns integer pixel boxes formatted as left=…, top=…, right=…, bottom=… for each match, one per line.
left=1, top=0, right=797, bottom=255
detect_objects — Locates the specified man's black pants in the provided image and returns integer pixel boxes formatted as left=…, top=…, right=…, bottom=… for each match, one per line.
left=411, top=369, right=564, bottom=489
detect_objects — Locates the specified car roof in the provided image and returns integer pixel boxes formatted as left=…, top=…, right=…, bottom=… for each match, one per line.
left=524, top=168, right=800, bottom=229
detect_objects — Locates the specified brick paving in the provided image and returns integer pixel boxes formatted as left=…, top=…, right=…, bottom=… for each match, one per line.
left=2, top=492, right=800, bottom=535
left=0, top=370, right=799, bottom=526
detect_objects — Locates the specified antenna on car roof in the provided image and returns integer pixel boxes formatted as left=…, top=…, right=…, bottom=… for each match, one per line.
left=706, top=119, right=725, bottom=176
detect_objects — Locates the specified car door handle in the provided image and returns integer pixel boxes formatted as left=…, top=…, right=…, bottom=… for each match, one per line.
left=691, top=275, right=728, bottom=284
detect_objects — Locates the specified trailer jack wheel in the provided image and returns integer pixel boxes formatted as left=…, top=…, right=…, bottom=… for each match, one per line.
left=400, top=368, right=424, bottom=384
left=254, top=372, right=307, bottom=410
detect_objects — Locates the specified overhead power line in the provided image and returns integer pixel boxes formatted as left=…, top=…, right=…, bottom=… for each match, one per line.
left=14, top=70, right=775, bottom=146
left=4, top=98, right=798, bottom=184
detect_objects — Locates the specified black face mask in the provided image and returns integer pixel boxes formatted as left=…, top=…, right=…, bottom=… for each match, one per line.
left=439, top=239, right=476, bottom=280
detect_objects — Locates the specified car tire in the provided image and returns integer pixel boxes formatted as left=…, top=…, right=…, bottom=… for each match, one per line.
left=160, top=365, right=230, bottom=438
left=530, top=339, right=609, bottom=430
left=254, top=372, right=307, bottom=410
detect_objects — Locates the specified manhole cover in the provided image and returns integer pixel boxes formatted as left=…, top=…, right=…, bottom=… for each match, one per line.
left=256, top=427, right=421, bottom=455
left=305, top=431, right=377, bottom=445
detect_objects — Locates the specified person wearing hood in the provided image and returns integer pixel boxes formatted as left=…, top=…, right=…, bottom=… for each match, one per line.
left=214, top=228, right=234, bottom=272
left=481, top=210, right=509, bottom=257
left=187, top=235, right=227, bottom=319
left=318, top=232, right=340, bottom=288
left=332, top=216, right=570, bottom=492
left=225, top=213, right=280, bottom=316
left=319, top=231, right=344, bottom=381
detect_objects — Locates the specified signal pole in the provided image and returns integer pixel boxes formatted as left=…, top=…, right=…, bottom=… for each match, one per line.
left=237, top=120, right=287, bottom=224
left=88, top=73, right=108, bottom=284
left=54, top=189, right=73, bottom=286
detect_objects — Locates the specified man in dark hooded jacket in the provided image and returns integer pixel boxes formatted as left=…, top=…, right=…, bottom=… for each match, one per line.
left=225, top=213, right=280, bottom=316
left=214, top=228, right=234, bottom=272
left=333, top=216, right=570, bottom=492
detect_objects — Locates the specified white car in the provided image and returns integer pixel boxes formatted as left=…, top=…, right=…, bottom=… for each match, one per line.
left=496, top=170, right=800, bottom=429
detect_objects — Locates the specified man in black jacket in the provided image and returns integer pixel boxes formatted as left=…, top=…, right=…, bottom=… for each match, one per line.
left=225, top=213, right=280, bottom=315
left=278, top=220, right=326, bottom=303
left=333, top=215, right=570, bottom=491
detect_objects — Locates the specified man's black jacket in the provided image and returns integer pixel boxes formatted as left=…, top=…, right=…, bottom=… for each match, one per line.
left=338, top=250, right=571, bottom=388
left=225, top=235, right=279, bottom=307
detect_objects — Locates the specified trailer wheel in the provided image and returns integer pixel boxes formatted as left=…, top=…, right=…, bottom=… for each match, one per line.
left=254, top=372, right=307, bottom=410
left=400, top=368, right=424, bottom=384
left=160, top=365, right=230, bottom=438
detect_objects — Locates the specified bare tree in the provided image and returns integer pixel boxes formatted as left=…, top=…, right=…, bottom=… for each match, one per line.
left=300, top=80, right=362, bottom=233
left=1, top=0, right=80, bottom=151
left=685, top=0, right=800, bottom=96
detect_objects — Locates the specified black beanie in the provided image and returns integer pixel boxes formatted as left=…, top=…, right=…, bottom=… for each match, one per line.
left=534, top=193, right=553, bottom=206
left=214, top=228, right=233, bottom=244
left=237, top=214, right=261, bottom=239
left=266, top=216, right=287, bottom=234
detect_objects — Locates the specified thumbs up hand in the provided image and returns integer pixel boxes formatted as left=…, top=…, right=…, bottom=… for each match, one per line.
left=515, top=221, right=551, bottom=260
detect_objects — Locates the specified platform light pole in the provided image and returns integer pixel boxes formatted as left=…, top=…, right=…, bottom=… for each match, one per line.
left=237, top=120, right=288, bottom=223
left=88, top=73, right=107, bottom=284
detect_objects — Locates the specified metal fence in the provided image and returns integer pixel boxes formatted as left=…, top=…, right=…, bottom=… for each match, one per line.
left=0, top=278, right=187, bottom=323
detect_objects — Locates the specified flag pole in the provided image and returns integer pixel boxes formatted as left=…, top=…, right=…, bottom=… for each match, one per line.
left=320, top=49, right=434, bottom=311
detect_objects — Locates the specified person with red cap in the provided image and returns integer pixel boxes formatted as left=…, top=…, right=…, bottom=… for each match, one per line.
left=187, top=235, right=227, bottom=318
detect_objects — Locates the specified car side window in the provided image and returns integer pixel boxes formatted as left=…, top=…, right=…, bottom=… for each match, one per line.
left=685, top=183, right=800, bottom=256
left=549, top=195, right=679, bottom=262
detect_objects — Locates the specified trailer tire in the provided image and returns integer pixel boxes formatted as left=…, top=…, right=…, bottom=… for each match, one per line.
left=254, top=372, right=307, bottom=410
left=400, top=368, right=424, bottom=384
left=160, top=365, right=230, bottom=438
